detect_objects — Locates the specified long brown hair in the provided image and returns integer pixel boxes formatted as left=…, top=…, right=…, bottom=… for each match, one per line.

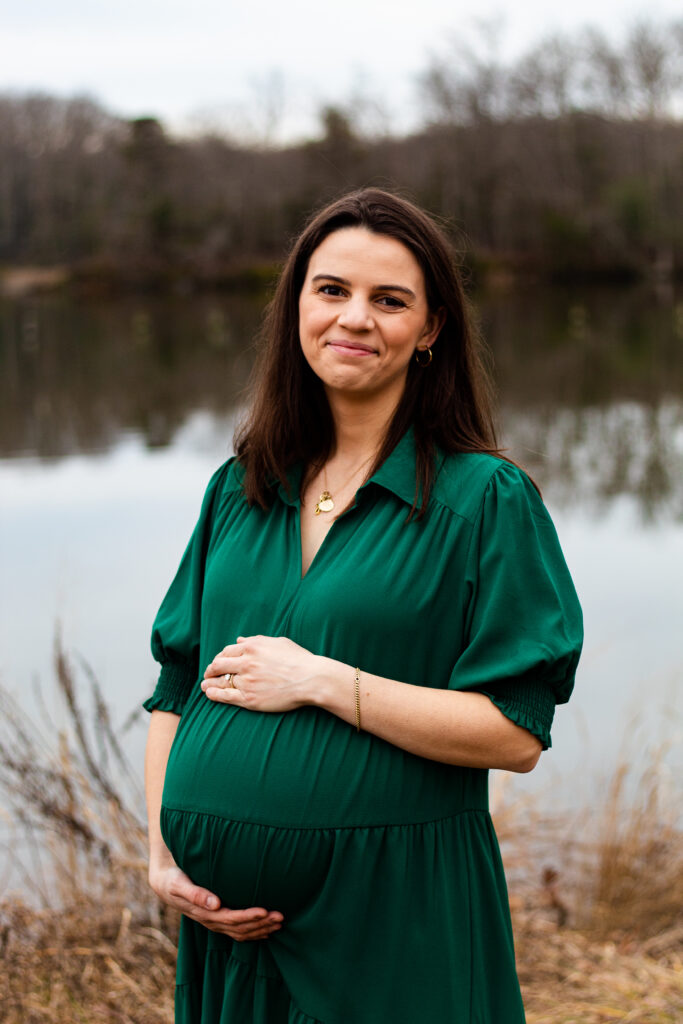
left=234, top=187, right=503, bottom=519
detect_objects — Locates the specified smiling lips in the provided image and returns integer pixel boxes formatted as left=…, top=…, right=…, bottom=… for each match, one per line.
left=325, top=340, right=377, bottom=356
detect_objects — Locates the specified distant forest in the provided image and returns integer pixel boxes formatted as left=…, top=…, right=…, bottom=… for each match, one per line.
left=1, top=20, right=682, bottom=287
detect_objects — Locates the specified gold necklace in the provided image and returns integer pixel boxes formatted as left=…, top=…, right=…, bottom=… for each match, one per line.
left=314, top=453, right=376, bottom=516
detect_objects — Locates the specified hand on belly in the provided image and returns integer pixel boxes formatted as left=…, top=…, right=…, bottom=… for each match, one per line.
left=202, top=634, right=318, bottom=711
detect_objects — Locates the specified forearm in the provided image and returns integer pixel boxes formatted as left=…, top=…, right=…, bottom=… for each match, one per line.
left=202, top=637, right=543, bottom=771
left=144, top=709, right=180, bottom=870
left=313, top=657, right=542, bottom=772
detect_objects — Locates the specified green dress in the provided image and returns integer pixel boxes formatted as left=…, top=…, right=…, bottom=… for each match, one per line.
left=144, top=428, right=582, bottom=1024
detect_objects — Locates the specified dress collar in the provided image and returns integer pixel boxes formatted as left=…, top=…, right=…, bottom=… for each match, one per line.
left=276, top=463, right=303, bottom=507
left=276, top=427, right=439, bottom=510
left=363, top=426, right=421, bottom=507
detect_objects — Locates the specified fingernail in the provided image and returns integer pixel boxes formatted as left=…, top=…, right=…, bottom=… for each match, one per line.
left=206, top=896, right=219, bottom=909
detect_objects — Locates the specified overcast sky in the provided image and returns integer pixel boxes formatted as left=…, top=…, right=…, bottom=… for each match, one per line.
left=1, top=0, right=680, bottom=139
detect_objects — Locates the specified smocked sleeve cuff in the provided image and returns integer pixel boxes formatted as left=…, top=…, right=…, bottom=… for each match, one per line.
left=142, top=661, right=197, bottom=715
left=479, top=678, right=557, bottom=750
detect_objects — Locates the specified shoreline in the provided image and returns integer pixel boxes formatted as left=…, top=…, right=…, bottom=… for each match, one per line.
left=1, top=252, right=678, bottom=300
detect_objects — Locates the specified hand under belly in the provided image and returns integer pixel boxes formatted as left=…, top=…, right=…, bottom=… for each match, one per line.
left=160, top=806, right=334, bottom=917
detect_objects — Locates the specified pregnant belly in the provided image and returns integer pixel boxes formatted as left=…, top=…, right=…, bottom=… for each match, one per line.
left=162, top=694, right=486, bottom=829
left=160, top=806, right=333, bottom=916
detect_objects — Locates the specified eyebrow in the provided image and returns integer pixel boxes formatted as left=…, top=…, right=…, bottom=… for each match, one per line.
left=311, top=273, right=416, bottom=299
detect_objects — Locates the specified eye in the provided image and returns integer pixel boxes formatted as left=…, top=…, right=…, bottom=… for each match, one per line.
left=317, top=283, right=346, bottom=297
left=376, top=294, right=406, bottom=309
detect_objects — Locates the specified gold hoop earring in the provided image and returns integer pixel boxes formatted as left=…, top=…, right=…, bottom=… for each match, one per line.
left=414, top=346, right=433, bottom=366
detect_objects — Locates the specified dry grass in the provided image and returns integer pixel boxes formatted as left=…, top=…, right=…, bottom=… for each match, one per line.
left=578, top=756, right=682, bottom=943
left=0, top=641, right=681, bottom=1022
left=516, top=911, right=682, bottom=1023
left=0, top=636, right=179, bottom=1022
left=493, top=736, right=683, bottom=1023
left=0, top=898, right=176, bottom=1024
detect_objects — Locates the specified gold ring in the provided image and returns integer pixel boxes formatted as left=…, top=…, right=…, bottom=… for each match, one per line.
left=226, top=673, right=234, bottom=687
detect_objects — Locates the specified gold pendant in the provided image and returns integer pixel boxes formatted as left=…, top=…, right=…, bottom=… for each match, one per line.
left=315, top=491, right=335, bottom=515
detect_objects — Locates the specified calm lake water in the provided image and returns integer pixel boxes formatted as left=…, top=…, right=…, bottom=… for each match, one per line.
left=1, top=285, right=682, bottom=823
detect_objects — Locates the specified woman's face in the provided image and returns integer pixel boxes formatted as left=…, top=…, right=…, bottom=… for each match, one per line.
left=298, top=227, right=443, bottom=405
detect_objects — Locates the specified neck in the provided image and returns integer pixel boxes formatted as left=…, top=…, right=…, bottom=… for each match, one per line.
left=326, top=389, right=399, bottom=464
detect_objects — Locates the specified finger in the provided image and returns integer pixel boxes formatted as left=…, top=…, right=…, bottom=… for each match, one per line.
left=182, top=904, right=269, bottom=926
left=204, top=656, right=242, bottom=679
left=217, top=637, right=252, bottom=657
left=202, top=685, right=241, bottom=704
left=224, top=917, right=282, bottom=933
left=193, top=905, right=269, bottom=924
left=207, top=915, right=281, bottom=939
left=230, top=925, right=281, bottom=942
left=228, top=915, right=283, bottom=937
left=202, top=664, right=242, bottom=689
left=229, top=919, right=281, bottom=938
left=229, top=922, right=282, bottom=940
left=201, top=669, right=236, bottom=688
left=219, top=644, right=244, bottom=658
left=185, top=913, right=278, bottom=940
left=222, top=909, right=283, bottom=935
left=169, top=876, right=222, bottom=912
left=222, top=907, right=270, bottom=924
left=183, top=906, right=283, bottom=938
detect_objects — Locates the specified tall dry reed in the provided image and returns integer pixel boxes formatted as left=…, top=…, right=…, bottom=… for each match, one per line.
left=0, top=636, right=176, bottom=1022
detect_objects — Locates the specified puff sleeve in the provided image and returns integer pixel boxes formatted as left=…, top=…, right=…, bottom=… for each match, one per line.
left=448, top=462, right=583, bottom=749
left=143, top=459, right=232, bottom=715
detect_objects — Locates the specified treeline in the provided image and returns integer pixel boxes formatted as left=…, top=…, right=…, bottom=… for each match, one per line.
left=1, top=19, right=681, bottom=287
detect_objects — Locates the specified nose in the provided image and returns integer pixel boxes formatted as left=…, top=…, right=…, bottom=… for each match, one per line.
left=337, top=296, right=373, bottom=331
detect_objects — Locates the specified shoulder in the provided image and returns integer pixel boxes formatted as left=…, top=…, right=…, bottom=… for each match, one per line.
left=431, top=452, right=541, bottom=524
left=222, top=455, right=245, bottom=493
left=197, top=455, right=244, bottom=514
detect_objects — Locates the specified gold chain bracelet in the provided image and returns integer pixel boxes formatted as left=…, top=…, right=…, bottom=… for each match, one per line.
left=354, top=666, right=361, bottom=733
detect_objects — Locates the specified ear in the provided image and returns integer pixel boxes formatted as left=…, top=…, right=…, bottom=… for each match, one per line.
left=420, top=307, right=446, bottom=348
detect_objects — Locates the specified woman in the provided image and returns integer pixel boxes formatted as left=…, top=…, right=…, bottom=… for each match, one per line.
left=144, top=188, right=583, bottom=1023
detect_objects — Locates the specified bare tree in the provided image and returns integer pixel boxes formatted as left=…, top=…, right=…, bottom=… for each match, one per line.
left=580, top=28, right=631, bottom=116
left=625, top=20, right=682, bottom=118
left=509, top=35, right=579, bottom=118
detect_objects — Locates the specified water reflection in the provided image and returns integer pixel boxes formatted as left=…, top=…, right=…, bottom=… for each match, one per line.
left=2, top=286, right=682, bottom=519
left=504, top=402, right=683, bottom=524
left=0, top=292, right=263, bottom=458
left=483, top=285, right=683, bottom=408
